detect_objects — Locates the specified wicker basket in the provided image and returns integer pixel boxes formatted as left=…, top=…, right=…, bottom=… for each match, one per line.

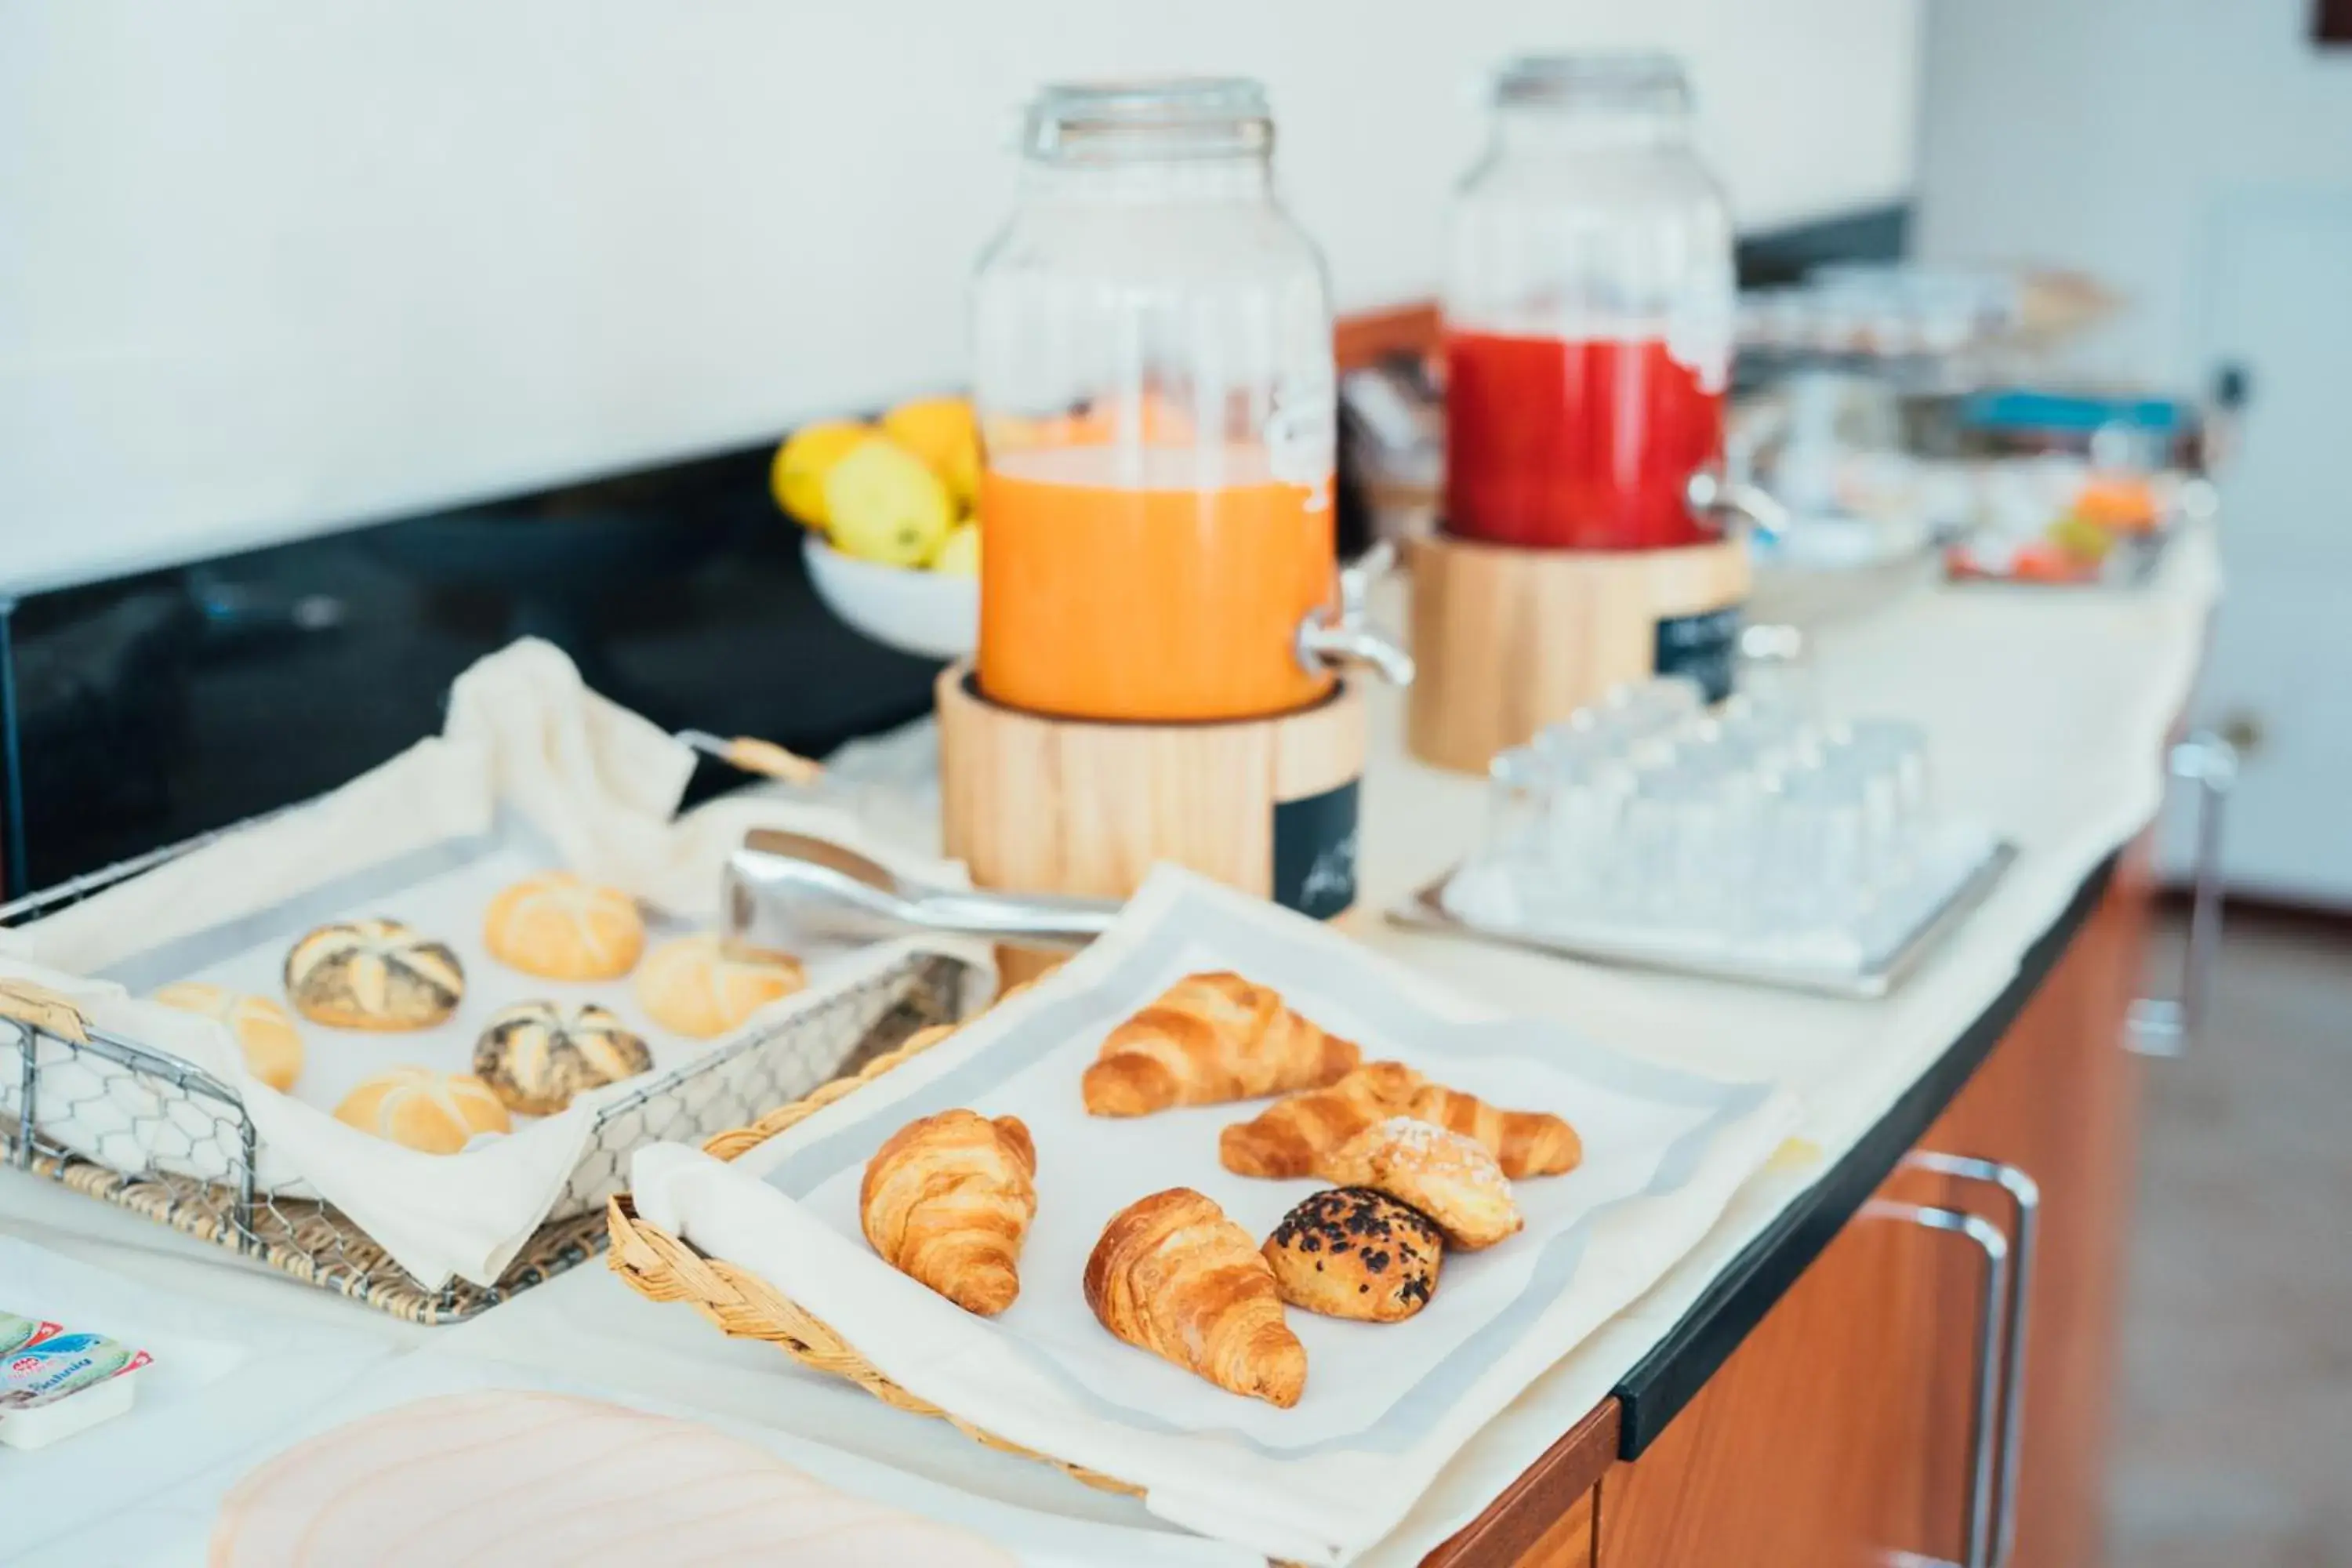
left=3, top=923, right=975, bottom=1323
left=605, top=990, right=1142, bottom=1498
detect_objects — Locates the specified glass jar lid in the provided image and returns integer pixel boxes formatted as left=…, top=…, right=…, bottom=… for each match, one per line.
left=1491, top=52, right=1691, bottom=116
left=1022, top=77, right=1274, bottom=163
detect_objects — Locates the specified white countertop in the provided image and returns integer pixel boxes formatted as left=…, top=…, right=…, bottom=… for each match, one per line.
left=1, top=530, right=2219, bottom=1565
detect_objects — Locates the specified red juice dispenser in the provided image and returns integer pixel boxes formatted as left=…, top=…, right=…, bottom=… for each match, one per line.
left=1408, top=53, right=1772, bottom=772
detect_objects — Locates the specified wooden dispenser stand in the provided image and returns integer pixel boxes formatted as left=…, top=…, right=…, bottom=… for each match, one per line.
left=1404, top=532, right=1751, bottom=775
left=938, top=666, right=1369, bottom=977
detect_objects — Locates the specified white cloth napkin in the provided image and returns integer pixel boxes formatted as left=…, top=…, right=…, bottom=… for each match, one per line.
left=0, top=638, right=992, bottom=1290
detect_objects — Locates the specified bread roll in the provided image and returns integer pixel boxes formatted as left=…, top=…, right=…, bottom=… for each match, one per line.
left=473, top=1000, right=652, bottom=1115
left=482, top=872, right=645, bottom=981
left=151, top=982, right=303, bottom=1092
left=635, top=934, right=804, bottom=1039
left=333, top=1067, right=510, bottom=1153
left=1263, top=1186, right=1444, bottom=1323
left=210, top=1390, right=1016, bottom=1567
left=283, top=919, right=463, bottom=1031
left=1320, top=1116, right=1523, bottom=1250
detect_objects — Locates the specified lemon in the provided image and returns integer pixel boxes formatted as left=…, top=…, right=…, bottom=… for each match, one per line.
left=822, top=437, right=954, bottom=568
left=771, top=420, right=870, bottom=529
left=880, top=395, right=982, bottom=506
left=930, top=518, right=980, bottom=578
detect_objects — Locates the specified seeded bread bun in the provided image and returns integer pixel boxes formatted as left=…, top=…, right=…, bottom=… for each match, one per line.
left=283, top=920, right=463, bottom=1032
left=1263, top=1186, right=1444, bottom=1323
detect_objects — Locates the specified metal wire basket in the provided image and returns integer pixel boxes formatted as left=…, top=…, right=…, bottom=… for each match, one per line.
left=0, top=817, right=978, bottom=1324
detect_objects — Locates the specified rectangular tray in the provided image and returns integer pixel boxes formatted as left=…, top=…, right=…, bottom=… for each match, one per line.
left=1388, top=840, right=2019, bottom=1000
left=1, top=812, right=978, bottom=1323
left=618, top=866, right=1801, bottom=1566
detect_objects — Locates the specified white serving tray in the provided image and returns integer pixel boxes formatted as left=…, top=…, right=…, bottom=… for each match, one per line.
left=630, top=866, right=1798, bottom=1566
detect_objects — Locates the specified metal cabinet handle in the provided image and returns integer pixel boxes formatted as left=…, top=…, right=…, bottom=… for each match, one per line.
left=1902, top=1153, right=2042, bottom=1568
left=1862, top=1200, right=2010, bottom=1568
left=2129, top=731, right=2239, bottom=1057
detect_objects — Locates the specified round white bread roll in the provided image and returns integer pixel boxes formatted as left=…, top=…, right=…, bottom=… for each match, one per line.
left=332, top=1067, right=510, bottom=1154
left=209, top=1390, right=1017, bottom=1566
left=482, top=872, right=645, bottom=981
left=635, top=934, right=805, bottom=1040
left=151, top=982, right=304, bottom=1092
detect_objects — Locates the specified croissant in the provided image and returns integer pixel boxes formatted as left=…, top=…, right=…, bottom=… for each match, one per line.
left=1403, top=1084, right=1583, bottom=1179
left=1083, top=1187, right=1308, bottom=1408
left=1218, top=1060, right=1427, bottom=1178
left=859, top=1109, right=1037, bottom=1316
left=1083, top=972, right=1360, bottom=1117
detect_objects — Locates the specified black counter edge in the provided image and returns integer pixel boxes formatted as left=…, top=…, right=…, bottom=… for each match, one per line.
left=1609, top=848, right=2122, bottom=1457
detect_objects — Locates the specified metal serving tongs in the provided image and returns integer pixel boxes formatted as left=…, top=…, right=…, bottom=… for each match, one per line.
left=1296, top=540, right=1417, bottom=686
left=724, top=830, right=1122, bottom=953
left=677, top=731, right=824, bottom=786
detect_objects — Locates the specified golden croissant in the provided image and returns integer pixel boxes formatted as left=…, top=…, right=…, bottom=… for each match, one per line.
left=859, top=1109, right=1037, bottom=1316
left=1083, top=972, right=1360, bottom=1117
left=1218, top=1060, right=1428, bottom=1178
left=1402, top=1084, right=1582, bottom=1179
left=1083, top=1187, right=1308, bottom=1407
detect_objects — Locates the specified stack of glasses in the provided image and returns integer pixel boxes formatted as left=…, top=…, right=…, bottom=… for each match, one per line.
left=1442, top=678, right=1998, bottom=980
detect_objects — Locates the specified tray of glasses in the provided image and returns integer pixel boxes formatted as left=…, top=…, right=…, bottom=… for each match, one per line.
left=1388, top=680, right=2017, bottom=998
left=1392, top=840, right=2016, bottom=999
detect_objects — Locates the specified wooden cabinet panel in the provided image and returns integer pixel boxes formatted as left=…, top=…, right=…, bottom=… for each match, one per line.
left=1901, top=854, right=2150, bottom=1568
left=1593, top=1209, right=1949, bottom=1566
left=1593, top=867, right=2150, bottom=1566
left=1512, top=1488, right=1597, bottom=1568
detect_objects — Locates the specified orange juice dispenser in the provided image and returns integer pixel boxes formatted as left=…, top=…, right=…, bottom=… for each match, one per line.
left=1407, top=53, right=1780, bottom=773
left=938, top=78, right=1410, bottom=924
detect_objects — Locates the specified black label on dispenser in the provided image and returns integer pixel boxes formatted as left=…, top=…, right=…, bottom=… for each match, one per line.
left=1272, top=779, right=1360, bottom=921
left=1654, top=604, right=1743, bottom=703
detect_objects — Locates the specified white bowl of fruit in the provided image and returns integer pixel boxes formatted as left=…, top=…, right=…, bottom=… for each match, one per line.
left=775, top=395, right=980, bottom=661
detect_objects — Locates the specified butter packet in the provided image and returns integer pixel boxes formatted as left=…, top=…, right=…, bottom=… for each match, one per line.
left=0, top=1317, right=151, bottom=1450
left=0, top=1312, right=46, bottom=1358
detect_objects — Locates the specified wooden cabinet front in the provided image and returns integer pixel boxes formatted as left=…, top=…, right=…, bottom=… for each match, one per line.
left=1571, top=862, right=2150, bottom=1567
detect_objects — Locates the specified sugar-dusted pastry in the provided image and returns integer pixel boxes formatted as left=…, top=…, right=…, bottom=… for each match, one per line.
left=209, top=1390, right=1017, bottom=1568
left=332, top=1067, right=510, bottom=1153
left=482, top=871, right=645, bottom=981
left=635, top=933, right=805, bottom=1040
left=1263, top=1186, right=1445, bottom=1323
left=282, top=919, right=463, bottom=1031
left=860, top=1109, right=1037, bottom=1316
left=1083, top=1186, right=1307, bottom=1407
left=1320, top=1116, right=1523, bottom=1250
left=1218, top=1060, right=1427, bottom=1178
left=1403, top=1084, right=1583, bottom=1179
left=472, top=1000, right=652, bottom=1116
left=1081, top=971, right=1359, bottom=1117
left=151, top=982, right=304, bottom=1092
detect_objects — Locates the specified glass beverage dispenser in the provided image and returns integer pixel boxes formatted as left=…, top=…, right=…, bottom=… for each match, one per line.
left=1443, top=54, right=1737, bottom=552
left=972, top=78, right=1404, bottom=724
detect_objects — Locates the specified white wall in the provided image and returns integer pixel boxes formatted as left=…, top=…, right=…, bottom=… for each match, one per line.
left=1915, top=0, right=2352, bottom=901
left=0, top=0, right=1922, bottom=597
left=1913, top=0, right=2352, bottom=387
